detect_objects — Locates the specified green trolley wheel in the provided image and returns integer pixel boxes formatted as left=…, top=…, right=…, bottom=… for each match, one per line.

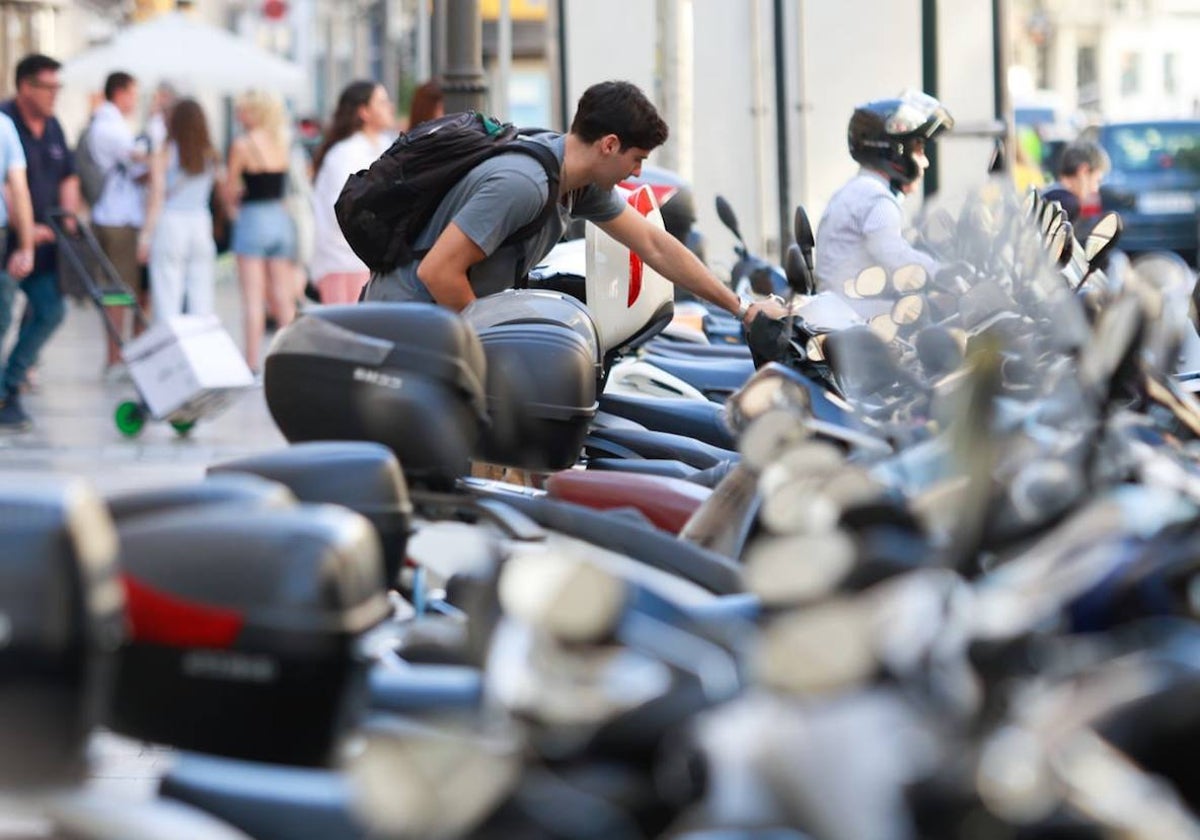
left=114, top=401, right=146, bottom=437
left=170, top=420, right=196, bottom=437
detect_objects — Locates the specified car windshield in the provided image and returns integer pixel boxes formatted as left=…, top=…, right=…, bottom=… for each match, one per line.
left=1102, top=122, right=1200, bottom=173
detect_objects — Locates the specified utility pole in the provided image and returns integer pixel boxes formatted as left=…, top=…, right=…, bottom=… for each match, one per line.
left=655, top=0, right=694, bottom=183
left=443, top=0, right=487, bottom=113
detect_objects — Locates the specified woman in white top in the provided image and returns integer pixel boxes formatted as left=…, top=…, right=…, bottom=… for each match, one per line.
left=309, top=80, right=396, bottom=304
left=138, top=98, right=221, bottom=322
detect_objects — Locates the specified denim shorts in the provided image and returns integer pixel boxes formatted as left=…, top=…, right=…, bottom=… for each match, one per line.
left=231, top=200, right=296, bottom=260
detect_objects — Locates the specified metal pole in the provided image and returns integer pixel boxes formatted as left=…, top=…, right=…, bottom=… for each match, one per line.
left=993, top=0, right=1014, bottom=173
left=431, top=0, right=448, bottom=81
left=416, top=0, right=431, bottom=81
left=551, top=0, right=569, bottom=131
left=496, top=0, right=512, bottom=120
left=921, top=0, right=939, bottom=196
left=656, top=0, right=694, bottom=182
left=772, top=0, right=792, bottom=251
left=442, top=0, right=487, bottom=113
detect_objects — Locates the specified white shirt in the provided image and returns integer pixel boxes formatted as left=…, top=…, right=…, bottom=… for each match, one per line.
left=309, top=131, right=393, bottom=278
left=89, top=101, right=147, bottom=227
left=815, top=168, right=937, bottom=307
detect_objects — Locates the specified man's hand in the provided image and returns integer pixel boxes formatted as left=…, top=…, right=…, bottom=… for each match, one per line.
left=32, top=223, right=55, bottom=246
left=743, top=297, right=789, bottom=326
left=6, top=247, right=32, bottom=279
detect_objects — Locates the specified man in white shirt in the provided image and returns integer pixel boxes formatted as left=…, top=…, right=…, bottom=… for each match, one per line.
left=815, top=90, right=953, bottom=314
left=88, top=70, right=148, bottom=371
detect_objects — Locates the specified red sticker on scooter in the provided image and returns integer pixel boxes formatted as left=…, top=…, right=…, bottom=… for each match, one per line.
left=625, top=186, right=658, bottom=307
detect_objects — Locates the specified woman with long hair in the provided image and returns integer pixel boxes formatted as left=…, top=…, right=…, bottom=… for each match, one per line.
left=138, top=97, right=221, bottom=322
left=225, top=89, right=296, bottom=372
left=309, top=80, right=395, bottom=304
left=407, top=79, right=444, bottom=129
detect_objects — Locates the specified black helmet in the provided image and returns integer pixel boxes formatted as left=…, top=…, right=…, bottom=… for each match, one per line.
left=848, top=90, right=954, bottom=187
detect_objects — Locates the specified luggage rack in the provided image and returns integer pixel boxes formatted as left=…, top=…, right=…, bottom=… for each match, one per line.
left=48, top=209, right=253, bottom=438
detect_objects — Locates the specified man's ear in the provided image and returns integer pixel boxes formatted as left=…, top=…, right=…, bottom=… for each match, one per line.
left=598, top=134, right=621, bottom=155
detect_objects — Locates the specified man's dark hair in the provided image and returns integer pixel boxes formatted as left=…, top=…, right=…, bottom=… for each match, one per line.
left=570, top=80, right=668, bottom=151
left=14, top=53, right=61, bottom=88
left=1057, top=140, right=1110, bottom=177
left=103, top=71, right=136, bottom=101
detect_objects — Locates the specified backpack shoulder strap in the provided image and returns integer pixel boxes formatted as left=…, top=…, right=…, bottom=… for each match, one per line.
left=501, top=138, right=562, bottom=246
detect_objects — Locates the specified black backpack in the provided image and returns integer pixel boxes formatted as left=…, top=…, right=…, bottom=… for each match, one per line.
left=334, top=111, right=561, bottom=275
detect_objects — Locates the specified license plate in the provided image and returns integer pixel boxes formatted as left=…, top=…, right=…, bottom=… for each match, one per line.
left=1138, top=191, right=1196, bottom=214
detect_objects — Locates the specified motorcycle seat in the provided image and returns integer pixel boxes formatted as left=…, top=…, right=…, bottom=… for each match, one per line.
left=597, top=393, right=737, bottom=450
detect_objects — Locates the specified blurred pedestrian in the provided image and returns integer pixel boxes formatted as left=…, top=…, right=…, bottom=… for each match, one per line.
left=144, top=81, right=178, bottom=154
left=407, top=79, right=444, bottom=129
left=309, top=80, right=395, bottom=304
left=87, top=71, right=149, bottom=374
left=138, top=98, right=220, bottom=323
left=0, top=54, right=80, bottom=431
left=1040, top=140, right=1109, bottom=231
left=224, top=89, right=297, bottom=372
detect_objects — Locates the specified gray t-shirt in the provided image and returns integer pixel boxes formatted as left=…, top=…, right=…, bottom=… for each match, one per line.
left=365, top=132, right=625, bottom=302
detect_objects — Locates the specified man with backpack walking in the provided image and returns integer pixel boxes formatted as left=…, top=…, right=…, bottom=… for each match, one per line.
left=0, top=54, right=80, bottom=431
left=357, top=80, right=785, bottom=327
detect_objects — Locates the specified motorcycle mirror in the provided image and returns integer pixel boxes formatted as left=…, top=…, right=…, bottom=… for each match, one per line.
left=891, top=264, right=928, bottom=294
left=755, top=600, right=878, bottom=694
left=853, top=265, right=888, bottom=298
left=794, top=205, right=815, bottom=269
left=891, top=294, right=927, bottom=329
left=1039, top=200, right=1060, bottom=237
left=869, top=313, right=900, bottom=343
left=1051, top=223, right=1075, bottom=268
left=497, top=549, right=626, bottom=644
left=745, top=532, right=857, bottom=606
left=350, top=720, right=522, bottom=840
left=784, top=243, right=816, bottom=296
left=1084, top=212, right=1123, bottom=265
left=1022, top=187, right=1040, bottom=220
left=1077, top=294, right=1146, bottom=406
left=715, top=195, right=744, bottom=244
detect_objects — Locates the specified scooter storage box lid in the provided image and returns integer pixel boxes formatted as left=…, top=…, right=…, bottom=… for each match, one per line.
left=105, top=472, right=296, bottom=524
left=208, top=441, right=412, bottom=587
left=263, top=303, right=488, bottom=489
left=110, top=504, right=389, bottom=767
left=0, top=476, right=125, bottom=789
left=463, top=291, right=600, bottom=471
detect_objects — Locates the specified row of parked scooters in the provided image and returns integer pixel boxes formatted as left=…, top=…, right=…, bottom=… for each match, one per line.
left=7, top=178, right=1200, bottom=839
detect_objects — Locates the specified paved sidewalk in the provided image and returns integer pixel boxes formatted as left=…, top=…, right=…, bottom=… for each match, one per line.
left=0, top=259, right=287, bottom=491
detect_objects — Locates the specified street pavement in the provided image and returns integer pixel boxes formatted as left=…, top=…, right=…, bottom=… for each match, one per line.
left=0, top=259, right=289, bottom=837
left=0, top=258, right=287, bottom=490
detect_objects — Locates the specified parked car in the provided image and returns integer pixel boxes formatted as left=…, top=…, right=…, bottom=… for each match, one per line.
left=1080, top=119, right=1200, bottom=261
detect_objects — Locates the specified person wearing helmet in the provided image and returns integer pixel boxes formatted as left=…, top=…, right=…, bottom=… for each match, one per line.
left=815, top=90, right=954, bottom=305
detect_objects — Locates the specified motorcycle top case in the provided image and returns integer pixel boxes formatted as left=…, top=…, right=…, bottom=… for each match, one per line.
left=109, top=504, right=390, bottom=767
left=209, top=441, right=413, bottom=587
left=105, top=472, right=296, bottom=525
left=263, top=303, right=488, bottom=489
left=0, top=476, right=125, bottom=789
left=463, top=290, right=601, bottom=471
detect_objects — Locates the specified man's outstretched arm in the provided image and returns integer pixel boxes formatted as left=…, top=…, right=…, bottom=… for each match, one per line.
left=597, top=204, right=787, bottom=325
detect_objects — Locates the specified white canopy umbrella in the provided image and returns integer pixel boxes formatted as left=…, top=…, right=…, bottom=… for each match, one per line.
left=60, top=12, right=305, bottom=97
